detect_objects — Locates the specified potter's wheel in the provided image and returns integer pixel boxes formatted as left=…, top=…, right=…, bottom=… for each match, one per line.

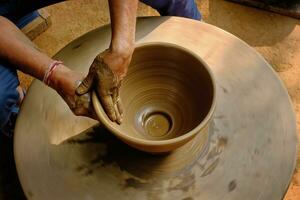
left=14, top=17, right=297, bottom=200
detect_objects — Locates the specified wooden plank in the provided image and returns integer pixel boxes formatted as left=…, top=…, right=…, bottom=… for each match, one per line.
left=21, top=9, right=51, bottom=40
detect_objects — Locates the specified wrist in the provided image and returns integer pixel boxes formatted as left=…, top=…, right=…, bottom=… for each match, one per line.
left=43, top=60, right=63, bottom=85
left=49, top=64, right=76, bottom=93
left=110, top=39, right=134, bottom=58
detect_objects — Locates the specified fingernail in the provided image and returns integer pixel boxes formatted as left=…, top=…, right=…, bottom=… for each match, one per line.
left=116, top=117, right=122, bottom=125
left=110, top=113, right=117, bottom=122
left=76, top=87, right=83, bottom=95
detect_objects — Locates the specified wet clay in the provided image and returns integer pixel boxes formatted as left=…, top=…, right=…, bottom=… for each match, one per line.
left=76, top=50, right=123, bottom=124
left=14, top=17, right=297, bottom=200
left=143, top=111, right=172, bottom=137
left=92, top=43, right=216, bottom=153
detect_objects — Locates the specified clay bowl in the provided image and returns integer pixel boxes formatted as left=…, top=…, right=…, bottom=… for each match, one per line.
left=93, top=43, right=216, bottom=153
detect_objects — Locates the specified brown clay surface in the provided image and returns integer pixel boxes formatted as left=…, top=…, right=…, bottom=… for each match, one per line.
left=14, top=17, right=297, bottom=199
left=93, top=43, right=216, bottom=152
left=14, top=0, right=300, bottom=199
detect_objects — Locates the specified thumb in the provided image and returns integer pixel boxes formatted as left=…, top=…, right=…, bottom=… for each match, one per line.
left=76, top=72, right=94, bottom=95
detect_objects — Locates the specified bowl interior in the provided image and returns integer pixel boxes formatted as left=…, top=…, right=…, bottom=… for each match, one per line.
left=97, top=43, right=215, bottom=142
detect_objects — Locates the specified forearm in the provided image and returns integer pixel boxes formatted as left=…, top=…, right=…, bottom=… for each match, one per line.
left=0, top=16, right=53, bottom=81
left=108, top=0, right=138, bottom=56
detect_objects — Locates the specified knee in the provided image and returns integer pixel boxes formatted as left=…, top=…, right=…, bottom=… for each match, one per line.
left=0, top=65, right=19, bottom=129
left=170, top=0, right=201, bottom=20
left=0, top=85, right=19, bottom=129
left=142, top=0, right=201, bottom=20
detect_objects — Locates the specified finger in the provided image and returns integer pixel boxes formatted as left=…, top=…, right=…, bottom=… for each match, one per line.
left=100, top=95, right=117, bottom=122
left=112, top=86, right=123, bottom=118
left=76, top=72, right=94, bottom=95
left=112, top=87, right=118, bottom=103
left=114, top=103, right=122, bottom=124
left=112, top=87, right=122, bottom=124
left=80, top=93, right=99, bottom=121
left=116, top=98, right=123, bottom=116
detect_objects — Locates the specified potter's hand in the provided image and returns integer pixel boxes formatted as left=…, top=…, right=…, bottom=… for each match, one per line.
left=76, top=49, right=132, bottom=124
left=49, top=64, right=98, bottom=119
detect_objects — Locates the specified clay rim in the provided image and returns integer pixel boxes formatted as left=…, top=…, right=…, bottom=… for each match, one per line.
left=92, top=42, right=217, bottom=146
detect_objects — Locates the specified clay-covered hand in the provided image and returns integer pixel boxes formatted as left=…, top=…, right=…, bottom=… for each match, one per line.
left=65, top=81, right=97, bottom=119
left=76, top=49, right=131, bottom=124
left=49, top=65, right=98, bottom=119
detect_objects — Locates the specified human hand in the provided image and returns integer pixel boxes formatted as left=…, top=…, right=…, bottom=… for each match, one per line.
left=49, top=64, right=97, bottom=119
left=75, top=48, right=132, bottom=124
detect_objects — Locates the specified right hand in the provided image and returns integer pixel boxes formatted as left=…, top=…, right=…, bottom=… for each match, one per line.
left=75, top=48, right=132, bottom=124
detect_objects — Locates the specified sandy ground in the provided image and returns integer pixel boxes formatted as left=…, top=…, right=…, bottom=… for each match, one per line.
left=15, top=0, right=299, bottom=199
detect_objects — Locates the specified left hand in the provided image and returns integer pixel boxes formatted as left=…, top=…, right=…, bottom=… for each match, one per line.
left=49, top=64, right=98, bottom=119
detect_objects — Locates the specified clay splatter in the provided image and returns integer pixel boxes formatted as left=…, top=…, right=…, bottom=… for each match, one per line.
left=200, top=157, right=220, bottom=177
left=182, top=197, right=194, bottom=200
left=72, top=43, right=83, bottom=49
left=218, top=136, right=228, bottom=148
left=27, top=190, right=33, bottom=197
left=75, top=165, right=94, bottom=176
left=220, top=86, right=228, bottom=93
left=124, top=178, right=148, bottom=189
left=228, top=180, right=237, bottom=192
left=168, top=172, right=195, bottom=192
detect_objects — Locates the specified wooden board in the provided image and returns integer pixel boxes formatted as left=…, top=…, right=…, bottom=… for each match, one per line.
left=21, top=9, right=51, bottom=40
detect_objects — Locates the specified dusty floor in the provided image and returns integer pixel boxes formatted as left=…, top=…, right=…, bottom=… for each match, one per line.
left=15, top=0, right=300, bottom=199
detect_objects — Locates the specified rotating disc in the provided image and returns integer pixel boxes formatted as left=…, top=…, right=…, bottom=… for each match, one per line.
left=14, top=17, right=297, bottom=200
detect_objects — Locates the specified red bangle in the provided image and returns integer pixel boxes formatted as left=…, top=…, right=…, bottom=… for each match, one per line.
left=43, top=60, right=63, bottom=86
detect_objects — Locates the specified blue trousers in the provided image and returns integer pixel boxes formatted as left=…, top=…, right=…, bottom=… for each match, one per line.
left=141, top=0, right=201, bottom=20
left=0, top=0, right=200, bottom=133
left=0, top=61, right=19, bottom=132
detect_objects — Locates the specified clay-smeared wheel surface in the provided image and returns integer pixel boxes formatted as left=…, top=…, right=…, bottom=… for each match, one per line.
left=14, top=17, right=297, bottom=200
left=93, top=43, right=216, bottom=153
